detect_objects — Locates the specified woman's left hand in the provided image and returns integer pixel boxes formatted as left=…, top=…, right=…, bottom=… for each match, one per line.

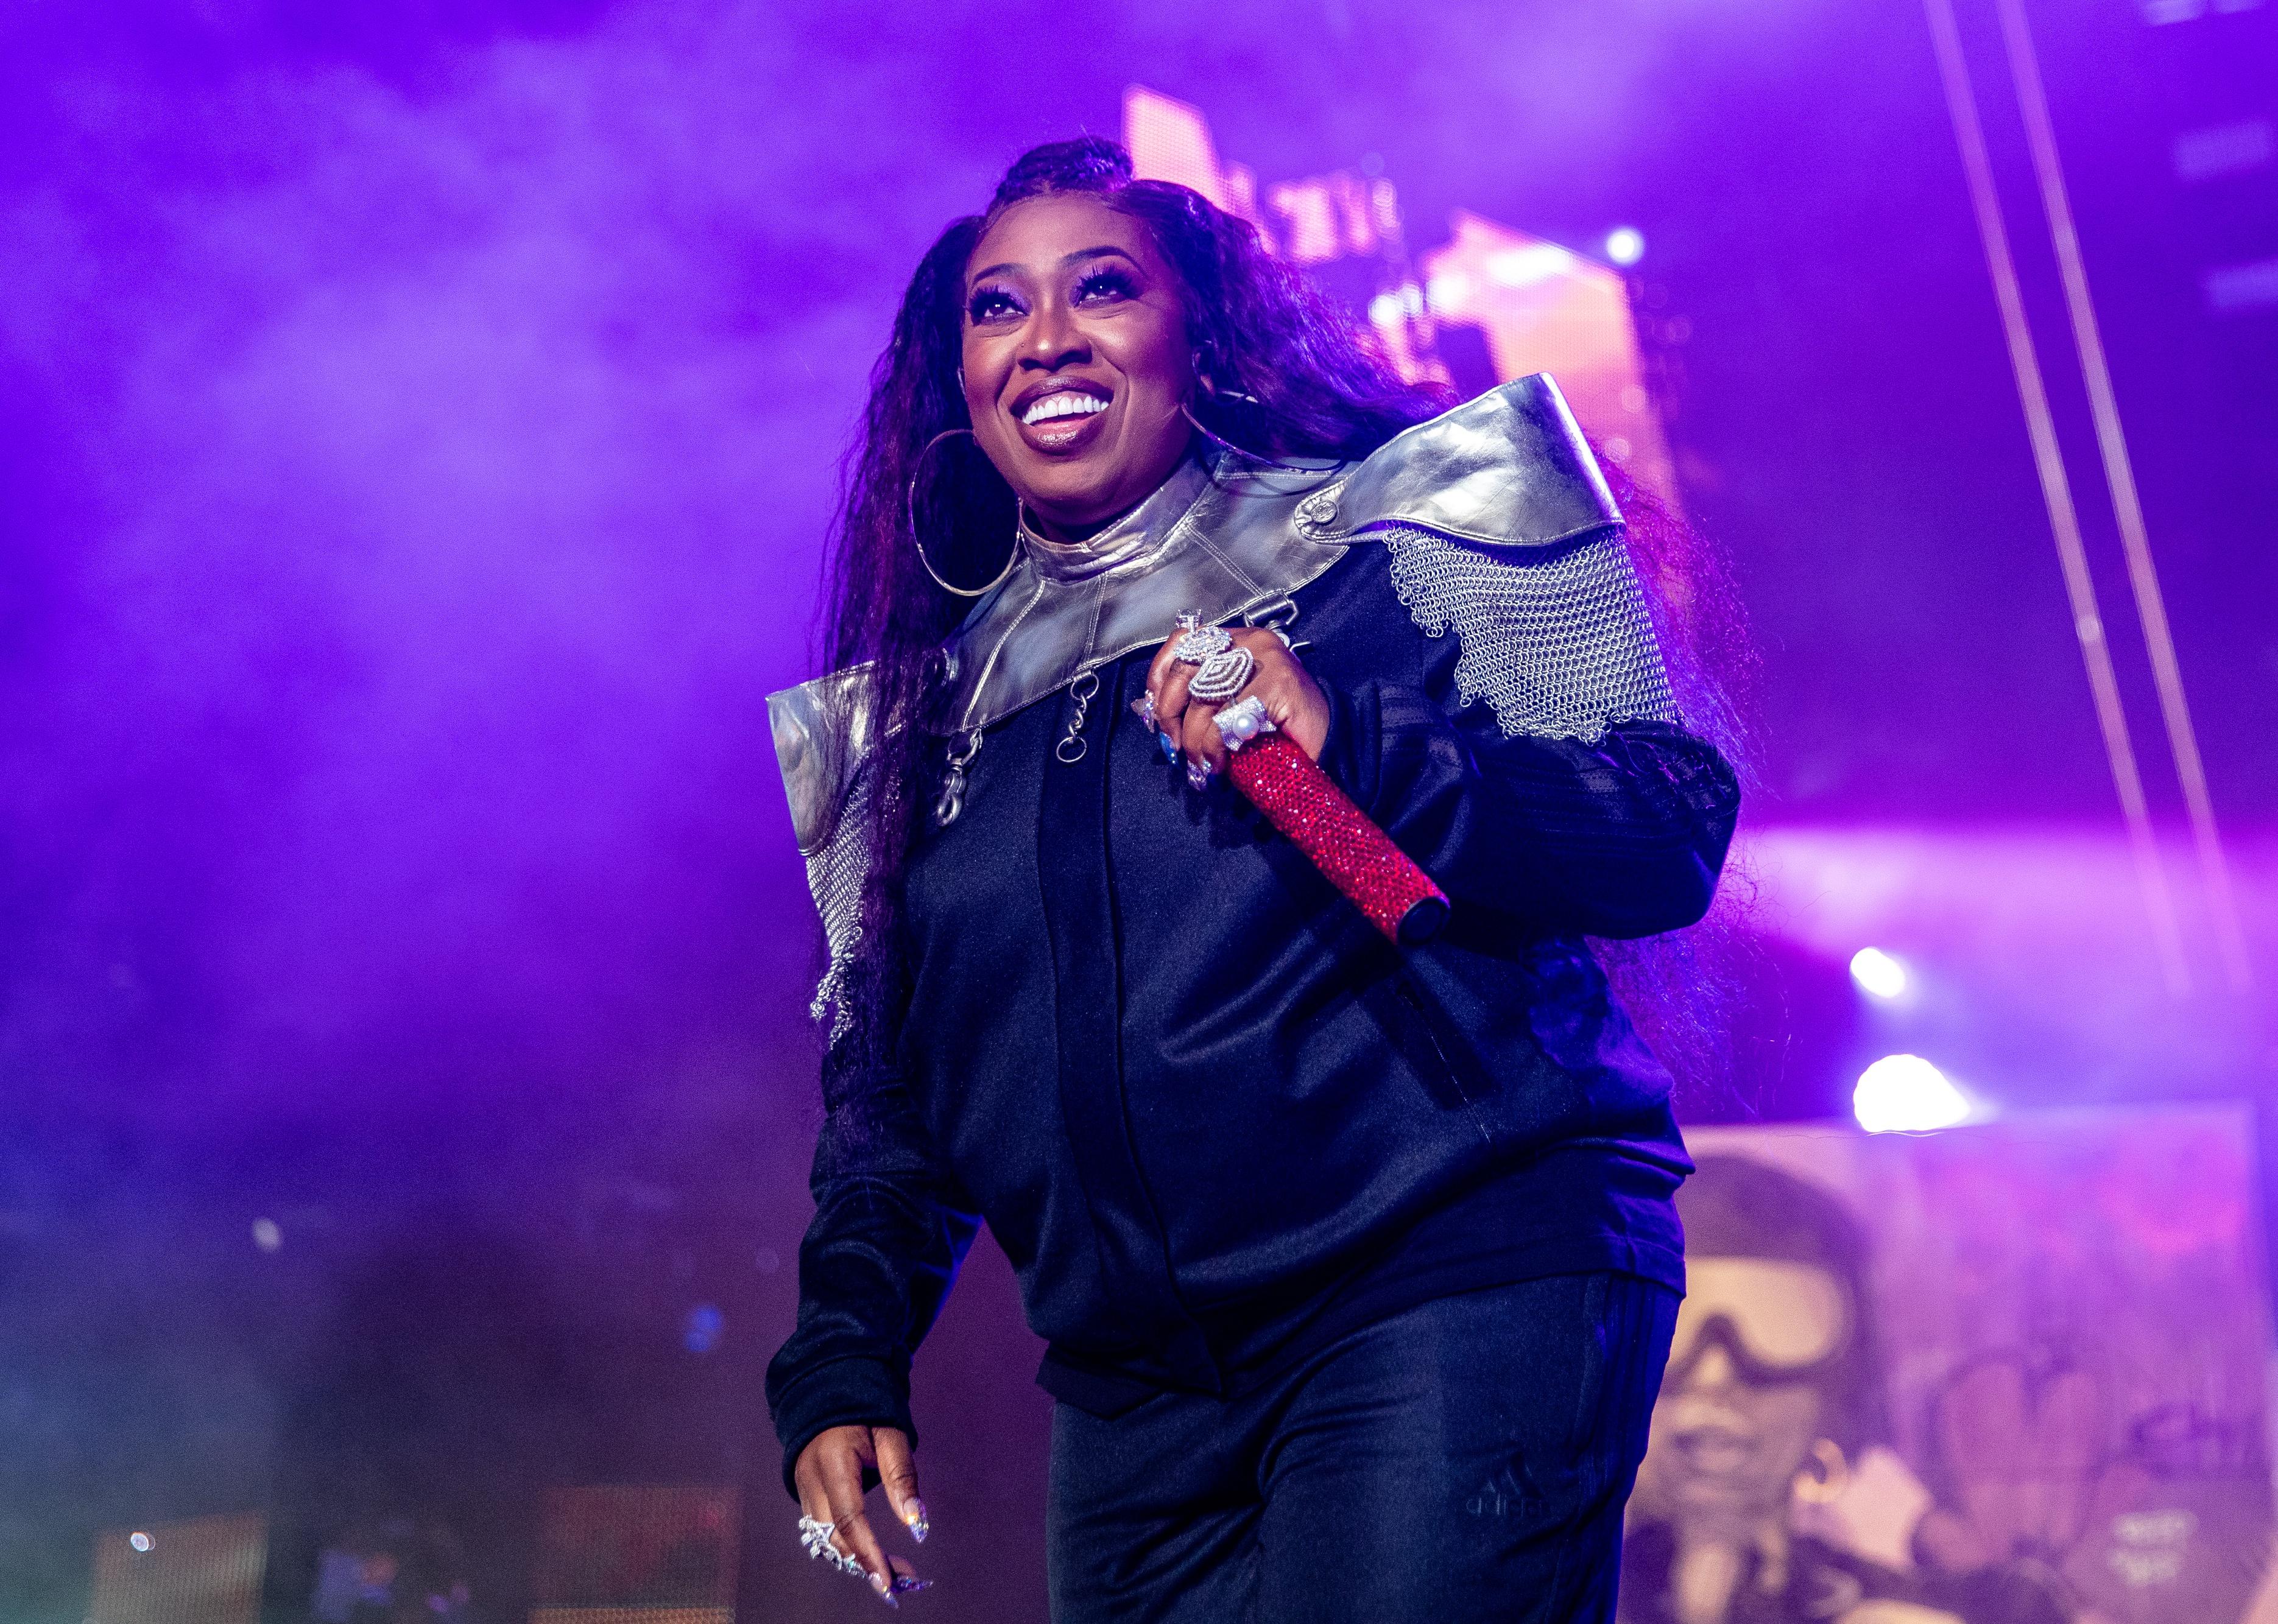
left=1143, top=624, right=1329, bottom=778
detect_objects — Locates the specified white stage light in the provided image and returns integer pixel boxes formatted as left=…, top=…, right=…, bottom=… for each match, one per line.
left=1604, top=227, right=1645, bottom=266
left=1485, top=244, right=1574, bottom=287
left=1853, top=1055, right=1970, bottom=1134
left=1849, top=946, right=1910, bottom=1000
left=1425, top=271, right=1473, bottom=314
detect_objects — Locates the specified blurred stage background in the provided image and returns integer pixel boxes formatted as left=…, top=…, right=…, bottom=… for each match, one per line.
left=2, top=1, right=2273, bottom=1620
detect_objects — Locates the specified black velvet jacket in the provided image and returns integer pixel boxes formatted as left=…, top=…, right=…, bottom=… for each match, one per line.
left=764, top=382, right=1741, bottom=1492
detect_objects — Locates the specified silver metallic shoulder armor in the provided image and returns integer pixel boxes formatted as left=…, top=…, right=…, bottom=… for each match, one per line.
left=1286, top=370, right=1622, bottom=550
left=767, top=373, right=1675, bottom=1018
left=934, top=373, right=1636, bottom=740
left=1285, top=373, right=1674, bottom=740
left=767, top=665, right=876, bottom=1035
left=769, top=664, right=875, bottom=861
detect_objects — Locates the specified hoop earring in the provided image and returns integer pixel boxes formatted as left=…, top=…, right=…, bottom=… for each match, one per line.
left=1196, top=368, right=1263, bottom=407
left=1014, top=498, right=1054, bottom=549
left=905, top=428, right=1021, bottom=599
left=1179, top=397, right=1327, bottom=476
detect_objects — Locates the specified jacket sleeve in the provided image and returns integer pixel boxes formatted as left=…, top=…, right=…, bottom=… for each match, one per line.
left=1316, top=545, right=1741, bottom=940
left=764, top=1046, right=981, bottom=1497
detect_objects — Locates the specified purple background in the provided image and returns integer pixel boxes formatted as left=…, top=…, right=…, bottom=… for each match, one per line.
left=1, top=1, right=2272, bottom=1619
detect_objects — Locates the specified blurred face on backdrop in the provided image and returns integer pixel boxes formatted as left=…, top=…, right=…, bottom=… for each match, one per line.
left=961, top=192, right=1197, bottom=541
left=1634, top=1257, right=1853, bottom=1537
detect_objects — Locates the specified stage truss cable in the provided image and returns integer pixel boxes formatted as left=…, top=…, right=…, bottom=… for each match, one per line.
left=1994, top=0, right=2252, bottom=990
left=1922, top=0, right=2192, bottom=995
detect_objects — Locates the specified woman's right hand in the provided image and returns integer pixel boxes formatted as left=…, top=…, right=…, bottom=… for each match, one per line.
left=794, top=1424, right=929, bottom=1603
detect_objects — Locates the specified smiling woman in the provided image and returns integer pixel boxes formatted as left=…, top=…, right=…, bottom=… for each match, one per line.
left=959, top=200, right=1196, bottom=533
left=763, top=137, right=1742, bottom=1621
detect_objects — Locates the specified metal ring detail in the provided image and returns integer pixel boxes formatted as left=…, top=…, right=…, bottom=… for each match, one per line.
left=797, top=1516, right=866, bottom=1579
left=933, top=728, right=984, bottom=828
left=1055, top=670, right=1101, bottom=764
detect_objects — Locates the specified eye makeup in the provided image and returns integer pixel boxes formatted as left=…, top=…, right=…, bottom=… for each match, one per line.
left=967, top=286, right=1023, bottom=324
left=965, top=251, right=1144, bottom=328
left=1073, top=267, right=1137, bottom=304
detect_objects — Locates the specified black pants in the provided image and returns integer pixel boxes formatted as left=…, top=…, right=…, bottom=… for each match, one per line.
left=1046, top=1271, right=1678, bottom=1623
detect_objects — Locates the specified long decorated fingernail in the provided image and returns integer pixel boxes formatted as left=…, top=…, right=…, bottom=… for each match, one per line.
left=907, top=1502, right=929, bottom=1544
left=1186, top=760, right=1211, bottom=791
left=871, top=1570, right=897, bottom=1606
left=1131, top=695, right=1158, bottom=733
left=1160, top=732, right=1180, bottom=764
left=892, top=1575, right=934, bottom=1593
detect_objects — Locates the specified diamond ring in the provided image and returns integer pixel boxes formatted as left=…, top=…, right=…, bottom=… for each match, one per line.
left=797, top=1516, right=866, bottom=1579
left=1171, top=619, right=1233, bottom=666
left=1187, top=645, right=1255, bottom=703
left=1215, top=695, right=1277, bottom=751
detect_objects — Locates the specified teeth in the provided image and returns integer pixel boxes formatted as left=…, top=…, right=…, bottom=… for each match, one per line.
left=1022, top=394, right=1108, bottom=426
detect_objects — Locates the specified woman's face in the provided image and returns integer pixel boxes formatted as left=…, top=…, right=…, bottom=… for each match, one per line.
left=961, top=193, right=1196, bottom=539
left=1632, top=1258, right=1849, bottom=1538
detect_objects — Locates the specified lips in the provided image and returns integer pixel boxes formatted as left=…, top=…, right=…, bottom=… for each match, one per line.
left=1669, top=1423, right=1757, bottom=1479
left=1662, top=1394, right=1765, bottom=1486
left=1010, top=378, right=1113, bottom=454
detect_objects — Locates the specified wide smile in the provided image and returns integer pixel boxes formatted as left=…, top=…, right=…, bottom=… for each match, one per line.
left=1668, top=1421, right=1759, bottom=1480
left=1010, top=381, right=1113, bottom=455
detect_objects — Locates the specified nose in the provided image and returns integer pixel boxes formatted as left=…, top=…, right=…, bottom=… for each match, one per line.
left=1020, top=297, right=1089, bottom=371
left=1679, top=1344, right=1738, bottom=1394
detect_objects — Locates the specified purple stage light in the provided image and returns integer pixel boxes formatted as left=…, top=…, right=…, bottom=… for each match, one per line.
left=1853, top=1054, right=1971, bottom=1134
left=1603, top=227, right=1645, bottom=266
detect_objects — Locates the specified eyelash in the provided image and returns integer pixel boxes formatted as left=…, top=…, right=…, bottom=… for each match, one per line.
left=1074, top=268, right=1135, bottom=303
left=966, top=268, right=1137, bottom=323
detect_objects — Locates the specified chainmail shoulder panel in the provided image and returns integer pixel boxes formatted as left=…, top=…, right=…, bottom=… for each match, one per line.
left=1380, top=522, right=1676, bottom=742
left=767, top=664, right=879, bottom=1039
left=803, top=758, right=872, bottom=1041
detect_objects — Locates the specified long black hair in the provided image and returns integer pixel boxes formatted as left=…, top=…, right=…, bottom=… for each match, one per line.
left=813, top=136, right=1447, bottom=1096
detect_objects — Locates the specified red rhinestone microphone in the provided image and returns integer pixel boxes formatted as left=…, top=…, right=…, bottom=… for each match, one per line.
left=1225, top=734, right=1450, bottom=945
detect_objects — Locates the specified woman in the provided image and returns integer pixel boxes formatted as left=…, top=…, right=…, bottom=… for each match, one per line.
left=764, top=136, right=1741, bottom=1620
